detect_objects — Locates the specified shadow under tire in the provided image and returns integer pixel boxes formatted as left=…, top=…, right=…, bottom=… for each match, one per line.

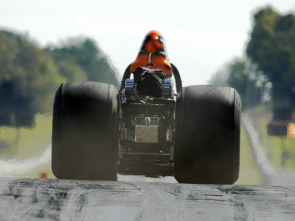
left=174, top=85, right=241, bottom=184
left=52, top=82, right=119, bottom=181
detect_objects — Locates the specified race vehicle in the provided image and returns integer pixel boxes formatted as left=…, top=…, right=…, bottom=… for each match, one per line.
left=52, top=31, right=241, bottom=184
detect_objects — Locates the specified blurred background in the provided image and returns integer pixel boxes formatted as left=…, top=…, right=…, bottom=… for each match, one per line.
left=0, top=0, right=295, bottom=186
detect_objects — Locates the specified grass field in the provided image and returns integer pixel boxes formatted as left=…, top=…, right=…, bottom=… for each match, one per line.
left=0, top=114, right=55, bottom=178
left=0, top=114, right=52, bottom=158
left=246, top=107, right=295, bottom=171
left=235, top=128, right=261, bottom=185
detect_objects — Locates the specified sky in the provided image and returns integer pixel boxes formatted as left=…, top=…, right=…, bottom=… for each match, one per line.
left=0, top=0, right=295, bottom=86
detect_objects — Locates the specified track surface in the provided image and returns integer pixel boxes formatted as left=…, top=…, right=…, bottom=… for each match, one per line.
left=0, top=178, right=295, bottom=220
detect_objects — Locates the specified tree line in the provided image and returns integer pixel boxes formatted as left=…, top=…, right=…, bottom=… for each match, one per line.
left=0, top=30, right=119, bottom=127
left=211, top=6, right=295, bottom=119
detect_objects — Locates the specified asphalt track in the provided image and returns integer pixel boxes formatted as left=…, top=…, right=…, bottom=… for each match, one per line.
left=0, top=177, right=295, bottom=220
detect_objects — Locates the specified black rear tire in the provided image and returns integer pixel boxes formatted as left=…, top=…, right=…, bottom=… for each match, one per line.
left=52, top=82, right=119, bottom=181
left=174, top=85, right=241, bottom=184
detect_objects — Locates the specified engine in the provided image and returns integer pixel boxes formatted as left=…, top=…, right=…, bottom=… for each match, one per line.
left=118, top=67, right=175, bottom=175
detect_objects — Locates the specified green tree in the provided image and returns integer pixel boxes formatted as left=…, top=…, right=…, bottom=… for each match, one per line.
left=246, top=7, right=295, bottom=109
left=0, top=30, right=66, bottom=126
left=48, top=37, right=120, bottom=88
left=0, top=30, right=120, bottom=127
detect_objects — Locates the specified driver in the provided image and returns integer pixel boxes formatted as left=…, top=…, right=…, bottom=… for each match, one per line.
left=130, top=30, right=172, bottom=75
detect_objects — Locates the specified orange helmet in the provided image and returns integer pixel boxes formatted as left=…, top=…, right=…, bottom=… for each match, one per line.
left=130, top=30, right=172, bottom=75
